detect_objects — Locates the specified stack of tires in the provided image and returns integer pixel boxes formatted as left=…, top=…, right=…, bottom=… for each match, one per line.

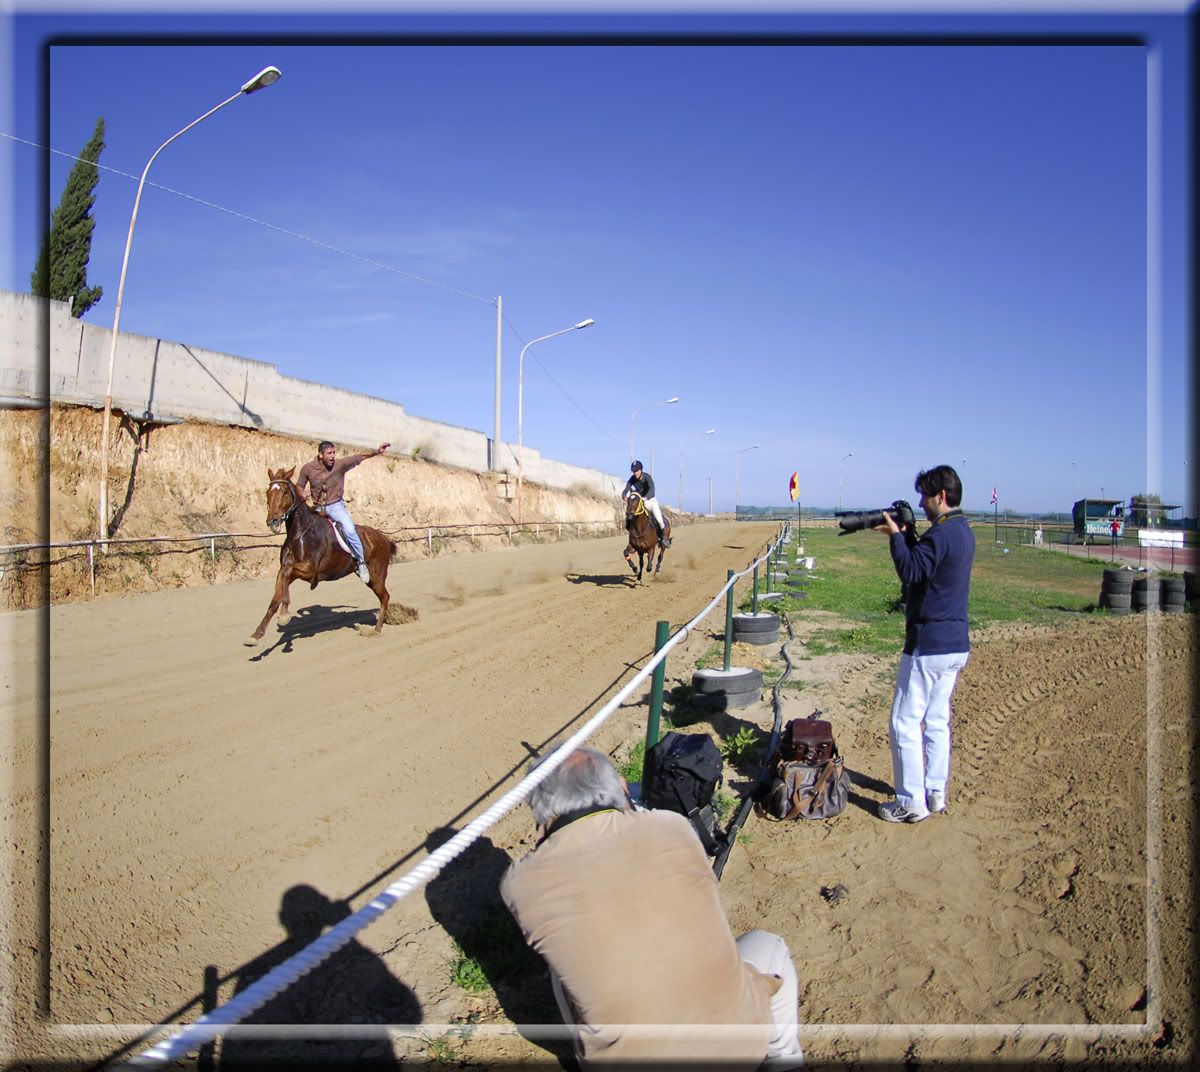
left=732, top=611, right=781, bottom=647
left=1099, top=568, right=1133, bottom=614
left=1160, top=574, right=1186, bottom=614
left=1131, top=574, right=1160, bottom=613
left=691, top=666, right=763, bottom=710
left=1186, top=570, right=1198, bottom=607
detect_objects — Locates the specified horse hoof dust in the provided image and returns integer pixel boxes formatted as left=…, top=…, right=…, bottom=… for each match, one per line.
left=384, top=603, right=419, bottom=625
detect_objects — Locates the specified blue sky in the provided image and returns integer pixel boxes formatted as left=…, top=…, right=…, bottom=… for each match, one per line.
left=3, top=5, right=1193, bottom=515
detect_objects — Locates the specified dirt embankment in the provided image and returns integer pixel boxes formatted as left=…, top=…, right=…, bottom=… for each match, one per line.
left=0, top=405, right=640, bottom=608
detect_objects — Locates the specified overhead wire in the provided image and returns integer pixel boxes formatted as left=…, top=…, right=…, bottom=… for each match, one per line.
left=3, top=131, right=495, bottom=304
left=8, top=130, right=624, bottom=456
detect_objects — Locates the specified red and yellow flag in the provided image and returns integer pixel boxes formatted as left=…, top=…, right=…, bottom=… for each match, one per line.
left=788, top=471, right=799, bottom=502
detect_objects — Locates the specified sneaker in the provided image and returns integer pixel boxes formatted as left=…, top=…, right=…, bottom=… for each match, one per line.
left=877, top=801, right=929, bottom=824
left=356, top=562, right=371, bottom=583
left=926, top=790, right=946, bottom=813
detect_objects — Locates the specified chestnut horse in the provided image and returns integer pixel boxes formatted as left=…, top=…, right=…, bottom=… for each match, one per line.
left=623, top=490, right=670, bottom=582
left=247, top=467, right=397, bottom=644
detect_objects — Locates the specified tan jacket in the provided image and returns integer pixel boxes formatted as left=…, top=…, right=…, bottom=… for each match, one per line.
left=501, top=808, right=780, bottom=1068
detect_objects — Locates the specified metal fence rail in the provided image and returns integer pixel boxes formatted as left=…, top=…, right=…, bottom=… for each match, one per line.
left=0, top=520, right=621, bottom=601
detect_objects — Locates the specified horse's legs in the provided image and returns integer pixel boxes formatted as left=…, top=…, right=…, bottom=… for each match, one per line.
left=250, top=566, right=293, bottom=642
left=369, top=568, right=390, bottom=633
left=624, top=546, right=638, bottom=574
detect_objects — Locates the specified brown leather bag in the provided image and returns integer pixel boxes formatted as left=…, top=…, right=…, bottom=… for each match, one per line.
left=757, top=712, right=850, bottom=821
left=780, top=715, right=835, bottom=765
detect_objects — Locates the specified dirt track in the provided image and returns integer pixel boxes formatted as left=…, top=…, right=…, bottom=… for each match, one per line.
left=2, top=522, right=1196, bottom=1068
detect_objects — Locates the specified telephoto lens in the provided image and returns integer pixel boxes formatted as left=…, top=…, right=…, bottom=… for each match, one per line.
left=837, top=510, right=887, bottom=535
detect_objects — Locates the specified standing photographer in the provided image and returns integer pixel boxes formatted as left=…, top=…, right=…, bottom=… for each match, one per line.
left=874, top=465, right=975, bottom=823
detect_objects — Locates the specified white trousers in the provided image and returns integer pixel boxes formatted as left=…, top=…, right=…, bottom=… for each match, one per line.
left=626, top=495, right=666, bottom=529
left=549, top=929, right=803, bottom=1068
left=888, top=650, right=969, bottom=810
left=643, top=497, right=665, bottom=529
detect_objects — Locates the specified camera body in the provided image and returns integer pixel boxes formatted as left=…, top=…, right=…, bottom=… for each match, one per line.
left=836, top=499, right=916, bottom=535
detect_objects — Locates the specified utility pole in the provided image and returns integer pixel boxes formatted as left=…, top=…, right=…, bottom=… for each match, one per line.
left=492, top=295, right=502, bottom=470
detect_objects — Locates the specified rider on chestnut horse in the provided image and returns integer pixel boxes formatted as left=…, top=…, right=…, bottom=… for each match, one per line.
left=622, top=460, right=671, bottom=549
left=296, top=440, right=390, bottom=582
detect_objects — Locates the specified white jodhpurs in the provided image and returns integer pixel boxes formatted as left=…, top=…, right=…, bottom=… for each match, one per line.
left=643, top=497, right=665, bottom=529
left=888, top=650, right=969, bottom=810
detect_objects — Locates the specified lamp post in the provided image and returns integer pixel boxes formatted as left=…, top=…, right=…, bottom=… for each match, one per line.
left=735, top=444, right=759, bottom=513
left=680, top=428, right=716, bottom=512
left=517, top=318, right=594, bottom=521
left=838, top=451, right=854, bottom=511
left=97, top=66, right=282, bottom=543
left=630, top=396, right=679, bottom=464
left=1072, top=460, right=1078, bottom=502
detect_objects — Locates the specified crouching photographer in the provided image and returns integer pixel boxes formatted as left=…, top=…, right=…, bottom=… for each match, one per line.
left=872, top=465, right=975, bottom=824
left=501, top=748, right=804, bottom=1069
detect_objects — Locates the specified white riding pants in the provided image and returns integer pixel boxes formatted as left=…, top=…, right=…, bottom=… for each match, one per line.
left=643, top=497, right=665, bottom=529
left=888, top=650, right=969, bottom=810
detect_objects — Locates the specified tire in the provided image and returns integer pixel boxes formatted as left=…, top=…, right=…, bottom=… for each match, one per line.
left=1133, top=576, right=1160, bottom=593
left=692, top=667, right=763, bottom=695
left=1102, top=568, right=1135, bottom=589
left=732, top=612, right=780, bottom=633
left=1100, top=592, right=1131, bottom=609
left=1107, top=604, right=1132, bottom=615
left=1161, top=576, right=1186, bottom=597
left=1161, top=601, right=1185, bottom=614
left=732, top=628, right=781, bottom=647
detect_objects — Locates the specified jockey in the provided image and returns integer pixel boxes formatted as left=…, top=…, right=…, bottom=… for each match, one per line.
left=622, top=460, right=671, bottom=548
left=297, top=439, right=390, bottom=582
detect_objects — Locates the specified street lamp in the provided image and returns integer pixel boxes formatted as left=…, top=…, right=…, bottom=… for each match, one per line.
left=630, top=396, right=679, bottom=463
left=97, top=66, right=282, bottom=542
left=1072, top=460, right=1078, bottom=502
left=838, top=451, right=854, bottom=511
left=517, top=318, right=594, bottom=520
left=680, top=429, right=716, bottom=512
left=735, top=444, right=759, bottom=513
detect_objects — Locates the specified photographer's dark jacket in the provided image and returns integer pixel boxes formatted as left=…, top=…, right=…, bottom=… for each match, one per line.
left=623, top=472, right=656, bottom=500
left=889, top=509, right=975, bottom=656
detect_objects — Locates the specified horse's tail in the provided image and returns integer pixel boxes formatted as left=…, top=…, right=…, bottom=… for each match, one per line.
left=388, top=538, right=398, bottom=560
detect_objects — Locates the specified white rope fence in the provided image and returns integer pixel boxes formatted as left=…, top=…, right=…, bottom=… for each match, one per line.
left=122, top=524, right=790, bottom=1068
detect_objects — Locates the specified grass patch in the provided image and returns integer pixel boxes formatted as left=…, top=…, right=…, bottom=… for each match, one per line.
left=776, top=525, right=1110, bottom=655
left=713, top=788, right=736, bottom=823
left=617, top=739, right=646, bottom=784
left=718, top=726, right=762, bottom=767
left=448, top=906, right=533, bottom=993
left=695, top=642, right=725, bottom=670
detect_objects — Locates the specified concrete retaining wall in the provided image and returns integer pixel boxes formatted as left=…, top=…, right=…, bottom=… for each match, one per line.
left=0, top=289, right=622, bottom=497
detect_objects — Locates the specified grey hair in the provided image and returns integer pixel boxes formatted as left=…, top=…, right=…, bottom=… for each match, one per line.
left=527, top=747, right=629, bottom=828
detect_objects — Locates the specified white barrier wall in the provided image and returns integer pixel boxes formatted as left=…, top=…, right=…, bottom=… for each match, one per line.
left=0, top=290, right=623, bottom=498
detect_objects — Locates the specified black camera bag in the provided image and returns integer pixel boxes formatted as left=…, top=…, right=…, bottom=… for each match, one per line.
left=642, top=731, right=726, bottom=855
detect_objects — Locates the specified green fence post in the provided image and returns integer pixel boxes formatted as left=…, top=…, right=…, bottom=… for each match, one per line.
left=644, top=619, right=670, bottom=756
left=723, top=569, right=735, bottom=671
left=752, top=563, right=759, bottom=614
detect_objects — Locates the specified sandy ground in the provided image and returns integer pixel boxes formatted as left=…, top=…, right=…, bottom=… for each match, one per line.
left=1, top=522, right=1195, bottom=1069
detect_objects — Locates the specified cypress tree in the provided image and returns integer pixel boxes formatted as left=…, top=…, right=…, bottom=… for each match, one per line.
left=31, top=116, right=106, bottom=317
